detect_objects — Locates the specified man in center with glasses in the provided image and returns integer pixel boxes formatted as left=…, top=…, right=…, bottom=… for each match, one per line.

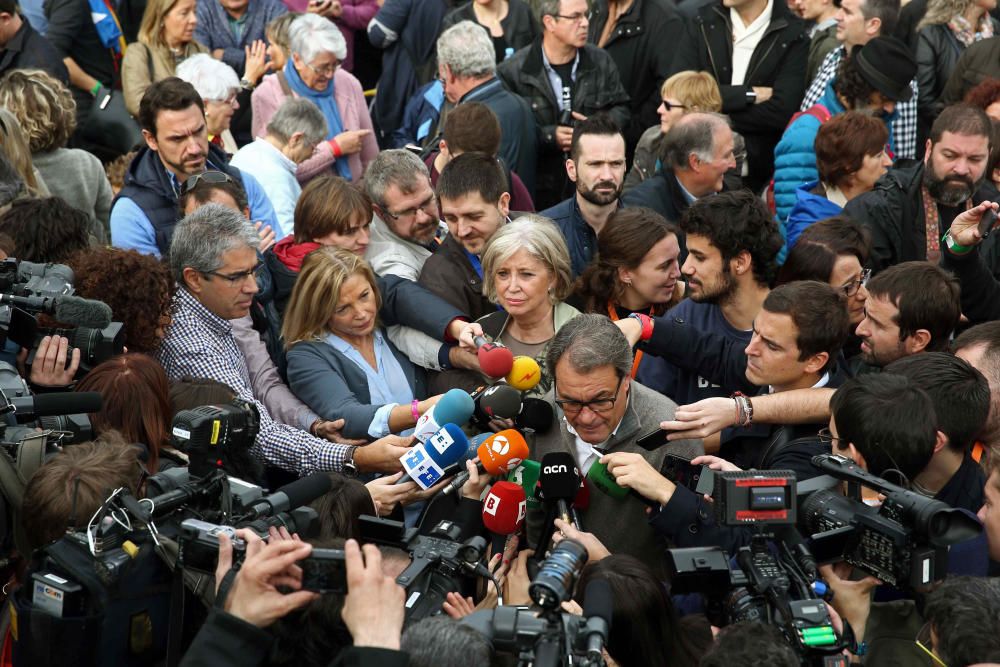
left=111, top=77, right=281, bottom=257
left=525, top=314, right=702, bottom=574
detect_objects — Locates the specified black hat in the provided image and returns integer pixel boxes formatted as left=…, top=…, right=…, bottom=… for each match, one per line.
left=853, top=37, right=917, bottom=102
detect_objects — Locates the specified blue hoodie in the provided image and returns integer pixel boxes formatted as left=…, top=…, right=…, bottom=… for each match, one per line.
left=779, top=181, right=844, bottom=262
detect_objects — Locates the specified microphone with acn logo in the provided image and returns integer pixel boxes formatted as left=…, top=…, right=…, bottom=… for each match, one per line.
left=538, top=451, right=581, bottom=527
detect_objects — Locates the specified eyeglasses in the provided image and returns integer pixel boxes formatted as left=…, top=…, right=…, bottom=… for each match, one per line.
left=840, top=268, right=872, bottom=298
left=915, top=622, right=947, bottom=667
left=180, top=171, right=233, bottom=197
left=553, top=11, right=588, bottom=23
left=304, top=59, right=339, bottom=77
left=660, top=100, right=687, bottom=111
left=201, top=262, right=262, bottom=286
left=817, top=427, right=843, bottom=446
left=555, top=376, right=624, bottom=415
left=210, top=93, right=239, bottom=108
left=379, top=195, right=438, bottom=222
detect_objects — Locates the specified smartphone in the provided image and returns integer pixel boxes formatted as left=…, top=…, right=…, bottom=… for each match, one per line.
left=660, top=454, right=715, bottom=496
left=636, top=426, right=679, bottom=451
left=978, top=207, right=999, bottom=240
left=300, top=548, right=347, bottom=594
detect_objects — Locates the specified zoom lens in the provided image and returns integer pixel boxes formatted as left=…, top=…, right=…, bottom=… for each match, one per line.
left=529, top=538, right=588, bottom=609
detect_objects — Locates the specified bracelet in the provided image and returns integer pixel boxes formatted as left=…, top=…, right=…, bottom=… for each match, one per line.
left=410, top=399, right=421, bottom=422
left=732, top=392, right=754, bottom=428
left=627, top=312, right=654, bottom=341
left=90, top=81, right=103, bottom=97
left=328, top=138, right=343, bottom=157
left=942, top=230, right=973, bottom=255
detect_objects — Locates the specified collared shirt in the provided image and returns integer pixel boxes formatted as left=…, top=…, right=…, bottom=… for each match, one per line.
left=809, top=16, right=837, bottom=38
left=563, top=394, right=630, bottom=475
left=730, top=0, right=773, bottom=85
left=158, top=287, right=349, bottom=474
left=675, top=177, right=698, bottom=204
left=541, top=48, right=580, bottom=113
left=227, top=10, right=250, bottom=42
left=325, top=329, right=414, bottom=439
left=766, top=371, right=831, bottom=394
left=802, top=45, right=918, bottom=159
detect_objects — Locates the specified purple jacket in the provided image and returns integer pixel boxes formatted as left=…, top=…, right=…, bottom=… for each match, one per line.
left=279, top=0, right=379, bottom=71
left=250, top=67, right=378, bottom=183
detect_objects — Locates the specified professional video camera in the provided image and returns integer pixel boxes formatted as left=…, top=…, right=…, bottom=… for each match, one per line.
left=169, top=398, right=260, bottom=478
left=461, top=539, right=612, bottom=667
left=798, top=453, right=981, bottom=588
left=668, top=469, right=850, bottom=667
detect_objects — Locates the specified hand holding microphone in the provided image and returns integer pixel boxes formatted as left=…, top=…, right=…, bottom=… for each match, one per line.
left=481, top=481, right=527, bottom=535
left=413, top=388, right=475, bottom=444
left=396, top=423, right=469, bottom=489
left=600, top=452, right=674, bottom=506
left=457, top=323, right=515, bottom=378
left=538, top=451, right=582, bottom=529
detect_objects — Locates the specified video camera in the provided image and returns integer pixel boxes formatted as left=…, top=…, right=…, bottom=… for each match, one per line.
left=169, top=398, right=260, bottom=479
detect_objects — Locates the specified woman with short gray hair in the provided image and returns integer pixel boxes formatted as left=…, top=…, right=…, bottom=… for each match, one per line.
left=176, top=54, right=242, bottom=153
left=251, top=13, right=377, bottom=185
left=458, top=215, right=579, bottom=397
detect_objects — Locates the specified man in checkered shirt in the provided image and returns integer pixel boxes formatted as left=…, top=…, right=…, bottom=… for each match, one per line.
left=801, top=0, right=918, bottom=160
left=158, top=204, right=411, bottom=477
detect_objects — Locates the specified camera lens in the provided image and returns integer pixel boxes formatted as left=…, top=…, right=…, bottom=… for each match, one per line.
left=529, top=538, right=588, bottom=609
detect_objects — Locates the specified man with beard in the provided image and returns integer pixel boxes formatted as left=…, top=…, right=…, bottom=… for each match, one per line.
left=844, top=103, right=996, bottom=273
left=540, top=114, right=626, bottom=278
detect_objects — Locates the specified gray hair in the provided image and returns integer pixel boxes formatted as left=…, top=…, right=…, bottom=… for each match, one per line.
left=170, top=203, right=259, bottom=285
left=437, top=21, right=496, bottom=79
left=289, top=13, right=347, bottom=64
left=175, top=54, right=240, bottom=101
left=364, top=148, right=430, bottom=204
left=661, top=112, right=731, bottom=171
left=545, top=313, right=633, bottom=380
left=401, top=617, right=492, bottom=667
left=481, top=215, right=573, bottom=304
left=266, top=97, right=328, bottom=146
left=537, top=0, right=562, bottom=23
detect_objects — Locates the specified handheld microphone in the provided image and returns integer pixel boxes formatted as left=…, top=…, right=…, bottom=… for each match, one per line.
left=506, top=459, right=541, bottom=510
left=7, top=391, right=103, bottom=422
left=473, top=335, right=515, bottom=378
left=398, top=423, right=469, bottom=489
left=0, top=293, right=113, bottom=328
left=471, top=383, right=522, bottom=429
left=505, top=356, right=541, bottom=391
left=481, top=481, right=527, bottom=535
left=243, top=473, right=332, bottom=520
left=582, top=579, right=613, bottom=664
left=538, top=451, right=581, bottom=528
left=586, top=459, right=659, bottom=508
left=516, top=397, right=554, bottom=434
left=440, top=429, right=530, bottom=495
left=413, top=389, right=475, bottom=443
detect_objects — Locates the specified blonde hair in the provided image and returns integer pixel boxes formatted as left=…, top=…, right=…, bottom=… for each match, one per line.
left=281, top=247, right=382, bottom=347
left=918, top=0, right=975, bottom=29
left=661, top=71, right=723, bottom=113
left=0, top=69, right=77, bottom=153
left=0, top=108, right=41, bottom=191
left=481, top=215, right=573, bottom=305
left=139, top=0, right=194, bottom=51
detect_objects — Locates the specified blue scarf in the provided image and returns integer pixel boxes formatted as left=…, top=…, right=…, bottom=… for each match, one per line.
left=284, top=60, right=351, bottom=180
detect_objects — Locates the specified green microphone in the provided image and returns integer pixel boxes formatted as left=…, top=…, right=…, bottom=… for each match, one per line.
left=506, top=459, right=542, bottom=509
left=586, top=459, right=629, bottom=500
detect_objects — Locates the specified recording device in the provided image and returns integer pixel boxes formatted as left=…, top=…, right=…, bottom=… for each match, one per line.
left=636, top=426, right=683, bottom=451
left=798, top=454, right=981, bottom=588
left=440, top=429, right=529, bottom=495
left=506, top=355, right=542, bottom=391
left=659, top=454, right=716, bottom=497
left=413, top=389, right=475, bottom=443
left=0, top=258, right=74, bottom=295
left=530, top=538, right=588, bottom=609
left=481, top=481, right=527, bottom=535
left=170, top=399, right=260, bottom=477
left=398, top=423, right=470, bottom=489
left=299, top=548, right=348, bottom=594
left=539, top=452, right=581, bottom=524
left=471, top=383, right=522, bottom=429
left=978, top=206, right=999, bottom=240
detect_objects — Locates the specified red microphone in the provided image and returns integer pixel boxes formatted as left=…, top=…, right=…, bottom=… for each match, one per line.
left=482, top=481, right=527, bottom=535
left=473, top=335, right=515, bottom=378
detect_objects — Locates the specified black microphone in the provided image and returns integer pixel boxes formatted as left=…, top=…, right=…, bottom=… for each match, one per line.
left=7, top=391, right=102, bottom=422
left=471, top=383, right=522, bottom=429
left=243, top=473, right=332, bottom=520
left=538, top=451, right=581, bottom=528
left=515, top=397, right=554, bottom=434
left=0, top=293, right=113, bottom=328
left=582, top=579, right=613, bottom=664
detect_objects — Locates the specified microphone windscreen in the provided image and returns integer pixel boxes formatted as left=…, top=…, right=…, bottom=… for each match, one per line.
left=582, top=578, right=614, bottom=626
left=506, top=459, right=541, bottom=509
left=272, top=472, right=333, bottom=509
left=539, top=451, right=580, bottom=501
left=54, top=295, right=113, bottom=329
left=433, top=389, right=476, bottom=426
left=586, top=460, right=629, bottom=500
left=424, top=423, right=470, bottom=468
left=478, top=343, right=514, bottom=378
left=476, top=429, right=529, bottom=475
left=478, top=384, right=522, bottom=420
left=506, top=356, right=542, bottom=391
left=30, top=391, right=103, bottom=416
left=482, top=481, right=527, bottom=535
left=515, top=398, right=554, bottom=433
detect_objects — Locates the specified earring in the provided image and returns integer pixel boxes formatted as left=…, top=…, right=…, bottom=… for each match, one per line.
left=623, top=279, right=632, bottom=286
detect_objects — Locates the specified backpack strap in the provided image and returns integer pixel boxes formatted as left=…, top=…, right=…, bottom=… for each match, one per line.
left=276, top=70, right=293, bottom=98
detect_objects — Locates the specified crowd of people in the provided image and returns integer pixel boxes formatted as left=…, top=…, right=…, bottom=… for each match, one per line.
left=1, top=0, right=1000, bottom=663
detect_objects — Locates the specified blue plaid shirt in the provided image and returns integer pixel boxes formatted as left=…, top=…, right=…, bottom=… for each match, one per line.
left=158, top=287, right=349, bottom=475
left=802, top=46, right=919, bottom=160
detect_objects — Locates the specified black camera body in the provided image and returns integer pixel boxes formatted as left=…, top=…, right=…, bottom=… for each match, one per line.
left=170, top=400, right=261, bottom=478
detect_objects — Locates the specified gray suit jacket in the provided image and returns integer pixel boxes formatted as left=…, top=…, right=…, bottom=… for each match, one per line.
left=527, top=381, right=703, bottom=576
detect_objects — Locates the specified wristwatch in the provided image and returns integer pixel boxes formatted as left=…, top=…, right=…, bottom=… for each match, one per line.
left=343, top=445, right=359, bottom=477
left=745, top=89, right=757, bottom=104
left=239, top=77, right=255, bottom=91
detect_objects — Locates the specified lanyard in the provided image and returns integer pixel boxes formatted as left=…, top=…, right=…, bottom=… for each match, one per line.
left=606, top=300, right=652, bottom=379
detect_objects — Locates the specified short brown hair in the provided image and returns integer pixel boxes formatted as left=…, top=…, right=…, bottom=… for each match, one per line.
left=814, top=112, right=889, bottom=188
left=762, top=281, right=850, bottom=372
left=866, top=261, right=961, bottom=351
left=138, top=77, right=205, bottom=136
left=294, top=175, right=372, bottom=243
left=930, top=103, right=993, bottom=144
left=21, top=433, right=140, bottom=551
left=442, top=102, right=501, bottom=156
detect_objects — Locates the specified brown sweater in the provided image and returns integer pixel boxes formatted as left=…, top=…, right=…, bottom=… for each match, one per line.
left=121, top=40, right=209, bottom=116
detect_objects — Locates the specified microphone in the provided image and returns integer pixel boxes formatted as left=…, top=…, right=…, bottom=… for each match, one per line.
left=473, top=335, right=514, bottom=378
left=582, top=579, right=613, bottom=664
left=505, top=356, right=541, bottom=391
left=506, top=459, right=541, bottom=510
left=7, top=391, right=103, bottom=422
left=0, top=293, right=113, bottom=328
left=398, top=423, right=470, bottom=489
left=440, top=429, right=530, bottom=495
left=471, top=383, right=522, bottom=429
left=413, top=388, right=475, bottom=443
left=481, top=481, right=527, bottom=535
left=586, top=459, right=658, bottom=508
left=538, top=451, right=581, bottom=527
left=243, top=473, right=333, bottom=520
left=515, top=397, right=554, bottom=434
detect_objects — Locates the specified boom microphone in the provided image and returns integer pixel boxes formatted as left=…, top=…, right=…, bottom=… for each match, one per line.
left=582, top=579, right=613, bottom=664
left=440, top=429, right=530, bottom=495
left=7, top=391, right=103, bottom=422
left=481, top=481, right=527, bottom=535
left=473, top=335, right=515, bottom=378
left=243, top=473, right=333, bottom=520
left=413, top=389, right=475, bottom=443
left=398, top=423, right=470, bottom=489
left=505, top=356, right=541, bottom=391
left=0, top=293, right=113, bottom=328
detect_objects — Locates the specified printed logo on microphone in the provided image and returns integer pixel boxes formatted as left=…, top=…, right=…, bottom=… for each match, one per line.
left=502, top=457, right=523, bottom=472
left=490, top=434, right=510, bottom=457
left=483, top=491, right=500, bottom=516
left=517, top=499, right=526, bottom=523
left=400, top=446, right=445, bottom=490
left=427, top=429, right=455, bottom=457
left=543, top=464, right=569, bottom=475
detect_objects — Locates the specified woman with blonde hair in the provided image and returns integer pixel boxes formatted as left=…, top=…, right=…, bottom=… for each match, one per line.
left=0, top=69, right=112, bottom=239
left=0, top=107, right=47, bottom=197
left=284, top=247, right=442, bottom=440
left=916, top=0, right=998, bottom=141
left=624, top=71, right=744, bottom=191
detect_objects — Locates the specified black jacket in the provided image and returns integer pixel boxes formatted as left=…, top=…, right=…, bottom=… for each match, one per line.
left=941, top=36, right=1000, bottom=105
left=441, top=0, right=539, bottom=60
left=844, top=161, right=999, bottom=273
left=670, top=0, right=809, bottom=191
left=0, top=18, right=68, bottom=85
left=940, top=243, right=1000, bottom=324
left=497, top=40, right=630, bottom=208
left=418, top=233, right=493, bottom=321
left=587, top=0, right=683, bottom=145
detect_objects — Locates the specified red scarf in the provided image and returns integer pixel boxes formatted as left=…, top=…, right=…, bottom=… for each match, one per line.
left=272, top=237, right=321, bottom=273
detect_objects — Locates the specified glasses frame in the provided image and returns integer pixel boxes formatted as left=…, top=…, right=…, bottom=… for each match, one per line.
left=378, top=194, right=438, bottom=223
left=553, top=11, right=588, bottom=23
left=180, top=171, right=233, bottom=197
left=303, top=59, right=339, bottom=77
left=840, top=268, right=872, bottom=298
left=555, top=375, right=625, bottom=415
left=660, top=99, right=688, bottom=112
left=817, top=427, right=843, bottom=446
left=200, top=261, right=263, bottom=286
